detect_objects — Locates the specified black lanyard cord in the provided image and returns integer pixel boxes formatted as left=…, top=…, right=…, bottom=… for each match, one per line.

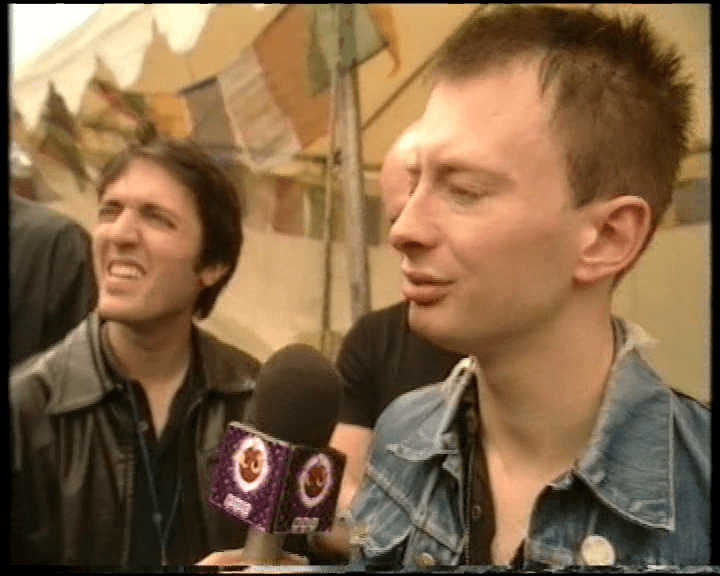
left=126, top=381, right=183, bottom=567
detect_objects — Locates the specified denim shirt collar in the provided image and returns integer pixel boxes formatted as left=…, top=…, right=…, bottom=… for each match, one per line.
left=389, top=318, right=675, bottom=531
left=574, top=319, right=674, bottom=531
left=387, top=357, right=476, bottom=464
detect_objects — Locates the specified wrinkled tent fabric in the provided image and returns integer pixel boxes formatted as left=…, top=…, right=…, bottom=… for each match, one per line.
left=214, top=5, right=390, bottom=171
left=12, top=4, right=215, bottom=131
left=12, top=4, right=710, bottom=169
left=12, top=4, right=486, bottom=170
left=12, top=3, right=402, bottom=174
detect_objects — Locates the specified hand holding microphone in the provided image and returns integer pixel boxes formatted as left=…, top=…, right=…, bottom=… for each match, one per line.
left=201, top=344, right=346, bottom=566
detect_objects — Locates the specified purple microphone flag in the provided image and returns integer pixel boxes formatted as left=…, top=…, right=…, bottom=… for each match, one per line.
left=209, top=421, right=346, bottom=534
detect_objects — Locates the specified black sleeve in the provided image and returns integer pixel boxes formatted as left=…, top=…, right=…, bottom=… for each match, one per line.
left=336, top=303, right=463, bottom=429
left=10, top=374, right=59, bottom=565
left=335, top=312, right=380, bottom=429
left=43, top=222, right=98, bottom=351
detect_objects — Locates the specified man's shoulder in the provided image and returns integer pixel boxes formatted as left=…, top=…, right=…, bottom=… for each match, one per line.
left=669, top=387, right=711, bottom=444
left=371, top=357, right=475, bottom=453
left=337, top=302, right=408, bottom=367
left=10, top=353, right=54, bottom=416
left=373, top=382, right=446, bottom=444
left=353, top=302, right=407, bottom=333
left=11, top=196, right=87, bottom=239
left=621, top=348, right=710, bottom=454
left=380, top=380, right=445, bottom=414
left=10, top=318, right=93, bottom=414
left=195, top=327, right=262, bottom=389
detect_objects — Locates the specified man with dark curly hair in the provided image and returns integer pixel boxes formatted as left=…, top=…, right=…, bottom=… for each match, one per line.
left=10, top=139, right=262, bottom=567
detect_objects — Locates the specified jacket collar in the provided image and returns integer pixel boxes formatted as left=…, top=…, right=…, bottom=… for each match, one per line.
left=387, top=357, right=477, bottom=461
left=390, top=317, right=674, bottom=531
left=46, top=311, right=256, bottom=415
left=574, top=320, right=675, bottom=531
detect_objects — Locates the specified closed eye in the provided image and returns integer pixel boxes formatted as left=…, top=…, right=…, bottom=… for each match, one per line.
left=141, top=206, right=177, bottom=228
left=446, top=184, right=485, bottom=205
left=98, top=202, right=122, bottom=221
left=407, top=170, right=420, bottom=196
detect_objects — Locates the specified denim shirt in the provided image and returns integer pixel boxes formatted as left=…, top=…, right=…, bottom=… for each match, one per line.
left=350, top=319, right=711, bottom=569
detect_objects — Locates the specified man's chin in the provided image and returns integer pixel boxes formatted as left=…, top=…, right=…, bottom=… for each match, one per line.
left=98, top=302, right=192, bottom=332
left=97, top=303, right=152, bottom=328
left=407, top=303, right=466, bottom=355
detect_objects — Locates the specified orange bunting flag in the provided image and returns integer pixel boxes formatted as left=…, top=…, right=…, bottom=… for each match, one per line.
left=216, top=5, right=329, bottom=172
left=145, top=93, right=193, bottom=140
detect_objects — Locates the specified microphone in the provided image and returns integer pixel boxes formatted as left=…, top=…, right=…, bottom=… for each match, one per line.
left=209, top=344, right=346, bottom=564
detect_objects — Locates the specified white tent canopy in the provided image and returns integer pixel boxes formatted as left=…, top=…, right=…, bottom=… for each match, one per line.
left=11, top=4, right=710, bottom=169
left=12, top=4, right=217, bottom=131
left=10, top=3, right=484, bottom=169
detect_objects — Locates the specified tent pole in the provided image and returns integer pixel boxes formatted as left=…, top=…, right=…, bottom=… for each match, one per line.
left=320, top=5, right=340, bottom=357
left=338, top=4, right=371, bottom=324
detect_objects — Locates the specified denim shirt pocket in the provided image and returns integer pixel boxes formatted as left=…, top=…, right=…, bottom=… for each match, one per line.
left=353, top=470, right=414, bottom=570
left=354, top=460, right=465, bottom=569
left=356, top=484, right=463, bottom=569
left=402, top=524, right=463, bottom=568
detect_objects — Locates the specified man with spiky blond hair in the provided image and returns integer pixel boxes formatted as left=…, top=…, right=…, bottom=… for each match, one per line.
left=350, top=5, right=709, bottom=569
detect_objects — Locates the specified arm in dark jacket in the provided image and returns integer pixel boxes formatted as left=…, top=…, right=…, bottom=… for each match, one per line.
left=10, top=368, right=59, bottom=565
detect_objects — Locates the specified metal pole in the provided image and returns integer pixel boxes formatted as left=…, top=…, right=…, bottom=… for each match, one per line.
left=337, top=3, right=371, bottom=323
left=320, top=5, right=340, bottom=357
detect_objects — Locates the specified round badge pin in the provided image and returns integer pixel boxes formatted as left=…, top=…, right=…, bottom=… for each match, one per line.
left=580, top=534, right=616, bottom=566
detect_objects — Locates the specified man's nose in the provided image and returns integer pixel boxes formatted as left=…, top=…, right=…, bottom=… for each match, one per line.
left=388, top=185, right=438, bottom=256
left=105, top=209, right=140, bottom=244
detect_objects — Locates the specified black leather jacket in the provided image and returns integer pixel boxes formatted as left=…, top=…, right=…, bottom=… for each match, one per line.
left=10, top=312, right=261, bottom=566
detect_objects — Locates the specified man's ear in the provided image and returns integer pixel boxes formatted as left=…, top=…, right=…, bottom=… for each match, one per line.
left=198, top=262, right=230, bottom=289
left=573, top=196, right=652, bottom=285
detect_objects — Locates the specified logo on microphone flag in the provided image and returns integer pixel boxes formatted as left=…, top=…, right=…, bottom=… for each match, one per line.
left=233, top=436, right=270, bottom=492
left=209, top=421, right=346, bottom=534
left=299, top=453, right=332, bottom=506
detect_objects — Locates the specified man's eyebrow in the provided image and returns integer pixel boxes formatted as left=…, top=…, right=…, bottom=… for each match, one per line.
left=139, top=202, right=180, bottom=219
left=435, top=161, right=515, bottom=187
left=405, top=146, right=515, bottom=187
left=100, top=196, right=180, bottom=219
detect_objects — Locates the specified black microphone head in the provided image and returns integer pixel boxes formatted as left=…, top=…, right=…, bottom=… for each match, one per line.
left=252, top=343, right=341, bottom=448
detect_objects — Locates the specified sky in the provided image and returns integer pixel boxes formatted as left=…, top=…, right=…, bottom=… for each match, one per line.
left=10, top=3, right=100, bottom=72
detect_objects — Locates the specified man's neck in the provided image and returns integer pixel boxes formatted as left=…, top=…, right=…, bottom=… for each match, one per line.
left=472, top=303, right=616, bottom=475
left=105, top=317, right=193, bottom=437
left=105, top=317, right=193, bottom=389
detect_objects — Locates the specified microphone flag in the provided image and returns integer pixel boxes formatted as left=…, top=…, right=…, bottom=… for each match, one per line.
left=209, top=421, right=346, bottom=534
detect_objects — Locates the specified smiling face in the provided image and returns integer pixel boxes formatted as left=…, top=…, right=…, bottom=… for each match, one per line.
left=93, top=158, right=225, bottom=329
left=303, top=463, right=327, bottom=499
left=389, top=60, right=587, bottom=356
left=239, top=447, right=264, bottom=483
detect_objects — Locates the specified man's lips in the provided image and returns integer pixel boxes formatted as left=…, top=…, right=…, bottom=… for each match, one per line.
left=400, top=269, right=452, bottom=304
left=106, top=259, right=146, bottom=278
left=102, top=259, right=146, bottom=291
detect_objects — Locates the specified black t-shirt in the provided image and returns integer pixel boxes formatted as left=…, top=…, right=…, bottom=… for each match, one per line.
left=460, top=372, right=524, bottom=568
left=126, top=370, right=205, bottom=567
left=99, top=323, right=214, bottom=567
left=336, top=301, right=463, bottom=428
